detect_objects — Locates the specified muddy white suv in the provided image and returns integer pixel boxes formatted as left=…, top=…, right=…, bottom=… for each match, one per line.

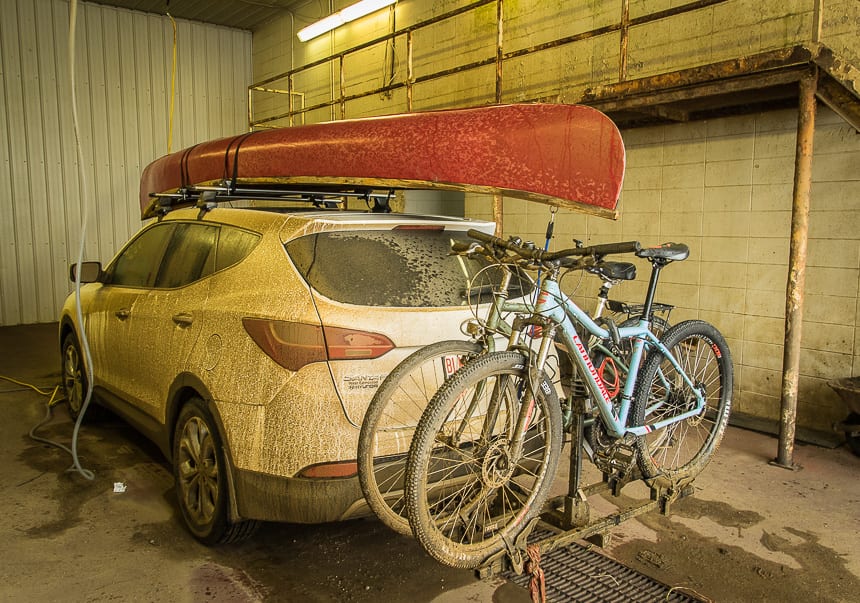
left=60, top=205, right=499, bottom=543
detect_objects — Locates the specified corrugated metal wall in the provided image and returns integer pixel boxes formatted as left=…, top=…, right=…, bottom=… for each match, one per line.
left=0, top=0, right=252, bottom=326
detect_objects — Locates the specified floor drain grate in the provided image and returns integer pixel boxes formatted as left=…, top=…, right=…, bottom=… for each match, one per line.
left=504, top=532, right=704, bottom=602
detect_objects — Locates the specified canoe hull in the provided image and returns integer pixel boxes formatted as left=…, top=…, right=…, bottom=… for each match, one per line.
left=139, top=104, right=625, bottom=219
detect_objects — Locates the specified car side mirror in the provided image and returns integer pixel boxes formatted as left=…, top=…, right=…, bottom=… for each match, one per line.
left=69, top=261, right=103, bottom=283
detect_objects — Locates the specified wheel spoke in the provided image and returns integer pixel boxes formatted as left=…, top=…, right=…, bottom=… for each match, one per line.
left=358, top=341, right=482, bottom=536
left=406, top=352, right=561, bottom=568
left=177, top=415, right=219, bottom=525
left=633, top=322, right=732, bottom=484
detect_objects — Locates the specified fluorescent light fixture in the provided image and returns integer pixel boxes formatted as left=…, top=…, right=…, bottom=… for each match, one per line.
left=297, top=0, right=396, bottom=42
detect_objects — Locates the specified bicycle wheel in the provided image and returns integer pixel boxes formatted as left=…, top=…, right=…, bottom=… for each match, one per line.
left=632, top=320, right=733, bottom=486
left=358, top=339, right=483, bottom=535
left=405, top=351, right=562, bottom=569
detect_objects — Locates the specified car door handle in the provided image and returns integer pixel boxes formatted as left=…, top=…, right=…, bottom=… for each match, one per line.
left=115, top=308, right=130, bottom=320
left=172, top=313, right=194, bottom=327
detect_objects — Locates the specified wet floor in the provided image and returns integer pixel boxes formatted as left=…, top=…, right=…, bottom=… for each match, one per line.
left=2, top=323, right=859, bottom=602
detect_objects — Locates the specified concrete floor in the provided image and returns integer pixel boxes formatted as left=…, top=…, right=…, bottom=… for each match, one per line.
left=2, top=323, right=859, bottom=602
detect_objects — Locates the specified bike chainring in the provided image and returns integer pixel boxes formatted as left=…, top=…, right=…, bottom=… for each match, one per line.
left=588, top=421, right=639, bottom=481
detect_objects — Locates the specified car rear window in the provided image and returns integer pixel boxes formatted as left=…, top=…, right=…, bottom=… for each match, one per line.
left=285, top=229, right=530, bottom=307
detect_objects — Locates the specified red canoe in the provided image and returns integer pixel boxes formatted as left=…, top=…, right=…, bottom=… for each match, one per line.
left=139, top=104, right=625, bottom=219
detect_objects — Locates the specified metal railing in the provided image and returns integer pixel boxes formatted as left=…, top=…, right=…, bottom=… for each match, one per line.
left=248, top=0, right=752, bottom=129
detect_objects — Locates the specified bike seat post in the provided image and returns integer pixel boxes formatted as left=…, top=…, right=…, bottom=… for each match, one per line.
left=641, top=260, right=665, bottom=323
left=594, top=281, right=613, bottom=320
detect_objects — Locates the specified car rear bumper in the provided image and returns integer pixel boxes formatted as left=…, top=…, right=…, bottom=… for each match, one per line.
left=234, top=467, right=370, bottom=524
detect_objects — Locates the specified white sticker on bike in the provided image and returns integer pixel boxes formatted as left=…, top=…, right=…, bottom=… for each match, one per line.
left=442, top=354, right=464, bottom=378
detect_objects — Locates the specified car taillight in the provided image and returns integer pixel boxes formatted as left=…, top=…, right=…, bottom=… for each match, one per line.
left=242, top=318, right=394, bottom=371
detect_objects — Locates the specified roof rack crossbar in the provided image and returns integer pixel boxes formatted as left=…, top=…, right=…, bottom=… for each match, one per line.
left=149, top=183, right=397, bottom=213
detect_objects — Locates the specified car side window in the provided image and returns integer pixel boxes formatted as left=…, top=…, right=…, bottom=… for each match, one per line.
left=155, top=223, right=218, bottom=288
left=109, top=223, right=175, bottom=288
left=215, top=226, right=260, bottom=272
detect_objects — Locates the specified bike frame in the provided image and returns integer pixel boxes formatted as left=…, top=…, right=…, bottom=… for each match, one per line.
left=464, top=264, right=537, bottom=353
left=533, top=276, right=705, bottom=438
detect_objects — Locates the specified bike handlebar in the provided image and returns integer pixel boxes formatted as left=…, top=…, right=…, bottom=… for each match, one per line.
left=450, top=241, right=480, bottom=254
left=466, top=229, right=640, bottom=263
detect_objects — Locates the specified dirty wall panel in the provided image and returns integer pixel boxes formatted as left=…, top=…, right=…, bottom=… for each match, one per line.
left=34, top=0, right=68, bottom=321
left=0, top=1, right=21, bottom=325
left=51, top=0, right=83, bottom=312
left=19, top=0, right=56, bottom=324
left=103, top=9, right=132, bottom=278
left=0, top=0, right=251, bottom=326
left=2, top=1, right=37, bottom=325
left=85, top=4, right=116, bottom=270
left=118, top=11, right=143, bottom=241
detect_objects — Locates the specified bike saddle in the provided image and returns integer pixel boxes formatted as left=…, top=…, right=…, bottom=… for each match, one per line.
left=636, top=242, right=690, bottom=262
left=589, top=261, right=636, bottom=281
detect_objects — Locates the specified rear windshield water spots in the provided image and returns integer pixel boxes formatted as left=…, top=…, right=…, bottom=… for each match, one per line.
left=285, top=229, right=524, bottom=307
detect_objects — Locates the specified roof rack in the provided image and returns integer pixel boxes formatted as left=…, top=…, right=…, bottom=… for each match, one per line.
left=149, top=181, right=395, bottom=215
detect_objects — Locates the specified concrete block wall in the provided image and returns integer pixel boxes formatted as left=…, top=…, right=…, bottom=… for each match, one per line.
left=822, top=0, right=860, bottom=64
left=251, top=1, right=860, bottom=432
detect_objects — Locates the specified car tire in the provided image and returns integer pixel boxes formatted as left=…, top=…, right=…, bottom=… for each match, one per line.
left=172, top=397, right=258, bottom=545
left=61, top=332, right=105, bottom=421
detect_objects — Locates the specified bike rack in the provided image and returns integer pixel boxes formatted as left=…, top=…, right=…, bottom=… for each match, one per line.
left=476, top=399, right=696, bottom=579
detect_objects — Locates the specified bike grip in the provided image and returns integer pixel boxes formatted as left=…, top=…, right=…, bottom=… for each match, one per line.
left=466, top=228, right=518, bottom=252
left=586, top=240, right=641, bottom=256
left=467, top=228, right=500, bottom=245
left=450, top=241, right=475, bottom=254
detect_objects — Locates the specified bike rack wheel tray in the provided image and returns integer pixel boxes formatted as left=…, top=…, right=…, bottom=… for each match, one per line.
left=476, top=403, right=696, bottom=580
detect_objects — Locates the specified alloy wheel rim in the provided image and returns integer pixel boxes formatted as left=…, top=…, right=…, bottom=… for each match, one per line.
left=63, top=344, right=83, bottom=414
left=177, top=416, right=220, bottom=526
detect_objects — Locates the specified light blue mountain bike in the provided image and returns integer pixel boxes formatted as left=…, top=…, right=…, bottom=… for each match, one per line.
left=404, top=229, right=732, bottom=568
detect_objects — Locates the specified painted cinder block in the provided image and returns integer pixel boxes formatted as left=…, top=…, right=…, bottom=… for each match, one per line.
left=744, top=289, right=785, bottom=320
left=801, top=322, right=855, bottom=354
left=803, top=294, right=857, bottom=326
left=737, top=390, right=781, bottom=421
left=743, top=365, right=783, bottom=398
left=743, top=340, right=784, bottom=371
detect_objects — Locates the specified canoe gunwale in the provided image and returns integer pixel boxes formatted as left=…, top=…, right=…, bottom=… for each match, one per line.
left=139, top=104, right=625, bottom=221
left=141, top=176, right=620, bottom=220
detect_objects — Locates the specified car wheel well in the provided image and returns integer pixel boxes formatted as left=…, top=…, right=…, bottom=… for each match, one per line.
left=167, top=386, right=205, bottom=448
left=168, top=387, right=251, bottom=539
left=59, top=320, right=77, bottom=353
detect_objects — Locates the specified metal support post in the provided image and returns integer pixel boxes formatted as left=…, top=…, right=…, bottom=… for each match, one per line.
left=775, top=69, right=817, bottom=470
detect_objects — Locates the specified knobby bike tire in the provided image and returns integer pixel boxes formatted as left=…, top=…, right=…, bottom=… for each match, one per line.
left=405, top=351, right=562, bottom=569
left=632, top=320, right=733, bottom=487
left=358, top=339, right=484, bottom=535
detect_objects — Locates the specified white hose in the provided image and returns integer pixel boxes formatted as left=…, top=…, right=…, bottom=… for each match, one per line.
left=68, top=0, right=95, bottom=481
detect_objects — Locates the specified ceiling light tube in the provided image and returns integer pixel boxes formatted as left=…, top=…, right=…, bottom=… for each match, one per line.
left=297, top=0, right=396, bottom=42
